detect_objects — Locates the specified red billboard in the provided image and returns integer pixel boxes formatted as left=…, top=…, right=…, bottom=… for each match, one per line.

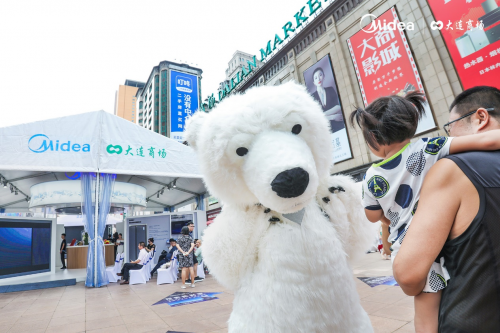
left=347, top=7, right=436, bottom=133
left=428, top=0, right=500, bottom=89
left=206, top=207, right=221, bottom=226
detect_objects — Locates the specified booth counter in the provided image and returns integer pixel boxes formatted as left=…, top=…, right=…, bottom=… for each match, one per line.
left=67, top=244, right=115, bottom=269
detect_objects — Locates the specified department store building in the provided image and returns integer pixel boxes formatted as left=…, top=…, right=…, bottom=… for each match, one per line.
left=228, top=0, right=474, bottom=181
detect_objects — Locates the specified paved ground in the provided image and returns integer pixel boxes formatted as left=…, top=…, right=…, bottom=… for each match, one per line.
left=0, top=252, right=415, bottom=333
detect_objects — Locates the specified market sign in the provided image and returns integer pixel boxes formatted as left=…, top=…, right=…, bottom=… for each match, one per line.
left=346, top=7, right=436, bottom=134
left=259, top=0, right=323, bottom=62
left=200, top=56, right=258, bottom=111
left=207, top=196, right=218, bottom=206
left=200, top=0, right=325, bottom=112
left=427, top=0, right=500, bottom=89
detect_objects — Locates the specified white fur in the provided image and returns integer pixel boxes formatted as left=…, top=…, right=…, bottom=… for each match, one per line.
left=186, top=82, right=373, bottom=333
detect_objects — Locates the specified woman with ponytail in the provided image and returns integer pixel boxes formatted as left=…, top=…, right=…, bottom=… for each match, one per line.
left=351, top=91, right=500, bottom=333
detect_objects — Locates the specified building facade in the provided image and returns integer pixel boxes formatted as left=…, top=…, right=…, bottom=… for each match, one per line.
left=219, top=51, right=262, bottom=93
left=136, top=61, right=202, bottom=140
left=231, top=0, right=463, bottom=180
left=114, top=80, right=145, bottom=123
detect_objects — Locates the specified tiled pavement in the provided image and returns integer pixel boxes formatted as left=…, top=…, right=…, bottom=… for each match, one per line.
left=0, top=253, right=414, bottom=333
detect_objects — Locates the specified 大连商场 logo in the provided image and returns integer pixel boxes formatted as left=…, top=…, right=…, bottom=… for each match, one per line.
left=367, top=175, right=390, bottom=199
left=28, top=134, right=90, bottom=153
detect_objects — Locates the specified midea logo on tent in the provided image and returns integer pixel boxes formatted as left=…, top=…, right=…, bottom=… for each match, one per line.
left=28, top=134, right=90, bottom=153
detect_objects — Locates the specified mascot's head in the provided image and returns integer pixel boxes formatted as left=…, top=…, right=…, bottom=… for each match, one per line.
left=185, top=82, right=333, bottom=214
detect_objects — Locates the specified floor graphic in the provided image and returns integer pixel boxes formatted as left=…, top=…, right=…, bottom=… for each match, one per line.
left=153, top=291, right=222, bottom=307
left=357, top=276, right=399, bottom=287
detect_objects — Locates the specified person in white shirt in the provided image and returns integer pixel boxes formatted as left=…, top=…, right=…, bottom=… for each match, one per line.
left=116, top=233, right=124, bottom=255
left=117, top=242, right=148, bottom=285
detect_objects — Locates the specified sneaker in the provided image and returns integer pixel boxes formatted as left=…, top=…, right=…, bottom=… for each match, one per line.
left=194, top=276, right=204, bottom=282
left=191, top=283, right=196, bottom=288
left=185, top=279, right=192, bottom=283
left=60, top=267, right=66, bottom=269
left=181, top=284, right=187, bottom=289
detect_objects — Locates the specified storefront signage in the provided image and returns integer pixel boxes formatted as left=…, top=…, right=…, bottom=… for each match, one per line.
left=200, top=56, right=258, bottom=112
left=259, top=0, right=323, bottom=62
left=200, top=0, right=325, bottom=112
left=105, top=144, right=167, bottom=159
left=347, top=7, right=436, bottom=134
left=207, top=196, right=219, bottom=206
left=427, top=0, right=500, bottom=89
left=28, top=134, right=90, bottom=153
left=170, top=70, right=199, bottom=142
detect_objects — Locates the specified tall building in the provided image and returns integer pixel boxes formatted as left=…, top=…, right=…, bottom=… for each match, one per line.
left=136, top=61, right=202, bottom=142
left=219, top=51, right=262, bottom=93
left=114, top=80, right=145, bottom=123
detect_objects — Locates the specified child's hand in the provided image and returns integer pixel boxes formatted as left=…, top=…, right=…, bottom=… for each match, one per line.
left=381, top=216, right=391, bottom=226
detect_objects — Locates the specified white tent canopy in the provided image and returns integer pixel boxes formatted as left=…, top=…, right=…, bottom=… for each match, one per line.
left=0, top=111, right=206, bottom=212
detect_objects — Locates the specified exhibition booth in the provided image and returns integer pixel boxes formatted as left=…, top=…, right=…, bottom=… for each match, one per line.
left=0, top=111, right=206, bottom=289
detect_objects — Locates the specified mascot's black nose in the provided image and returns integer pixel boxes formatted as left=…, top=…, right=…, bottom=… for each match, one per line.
left=271, top=167, right=309, bottom=198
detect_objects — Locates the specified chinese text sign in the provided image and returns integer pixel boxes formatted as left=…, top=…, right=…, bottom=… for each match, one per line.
left=170, top=70, right=199, bottom=143
left=347, top=7, right=436, bottom=134
left=428, top=0, right=500, bottom=89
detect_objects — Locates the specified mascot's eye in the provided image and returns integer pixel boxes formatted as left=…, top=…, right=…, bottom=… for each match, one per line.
left=292, top=124, right=302, bottom=135
left=236, top=147, right=248, bottom=156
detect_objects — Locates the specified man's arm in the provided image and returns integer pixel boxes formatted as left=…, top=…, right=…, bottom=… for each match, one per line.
left=450, top=129, right=500, bottom=154
left=393, top=159, right=462, bottom=296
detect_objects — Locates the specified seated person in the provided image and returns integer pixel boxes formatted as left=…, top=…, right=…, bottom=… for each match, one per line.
left=145, top=238, right=156, bottom=254
left=150, top=238, right=177, bottom=276
left=117, top=242, right=148, bottom=285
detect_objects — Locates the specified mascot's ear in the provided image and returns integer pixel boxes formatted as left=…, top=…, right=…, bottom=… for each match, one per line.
left=185, top=111, right=207, bottom=151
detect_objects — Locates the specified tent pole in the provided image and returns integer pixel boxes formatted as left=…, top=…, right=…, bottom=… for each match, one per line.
left=94, top=173, right=100, bottom=287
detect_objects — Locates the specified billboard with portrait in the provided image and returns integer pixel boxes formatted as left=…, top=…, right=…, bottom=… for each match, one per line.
left=170, top=70, right=199, bottom=143
left=303, top=55, right=352, bottom=163
left=347, top=7, right=436, bottom=135
left=428, top=0, right=500, bottom=90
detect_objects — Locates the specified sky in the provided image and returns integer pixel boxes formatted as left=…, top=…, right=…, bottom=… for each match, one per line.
left=0, top=0, right=311, bottom=127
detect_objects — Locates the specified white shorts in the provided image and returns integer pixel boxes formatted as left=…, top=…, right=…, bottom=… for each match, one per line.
left=392, top=244, right=450, bottom=293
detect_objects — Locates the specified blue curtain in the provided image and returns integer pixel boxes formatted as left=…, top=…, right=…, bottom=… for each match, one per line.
left=81, top=173, right=96, bottom=287
left=169, top=206, right=175, bottom=212
left=95, top=173, right=115, bottom=287
left=196, top=194, right=205, bottom=211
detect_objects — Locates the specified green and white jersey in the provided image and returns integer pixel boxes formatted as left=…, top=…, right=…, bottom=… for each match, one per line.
left=362, top=137, right=453, bottom=248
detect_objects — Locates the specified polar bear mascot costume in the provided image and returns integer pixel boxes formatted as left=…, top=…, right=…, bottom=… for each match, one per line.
left=185, top=82, right=373, bottom=333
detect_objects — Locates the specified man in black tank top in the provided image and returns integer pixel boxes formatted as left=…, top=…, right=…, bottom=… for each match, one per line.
left=394, top=86, right=500, bottom=332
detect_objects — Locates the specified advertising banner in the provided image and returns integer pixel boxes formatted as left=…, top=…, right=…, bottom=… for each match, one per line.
left=428, top=0, right=500, bottom=89
left=347, top=7, right=436, bottom=134
left=303, top=55, right=352, bottom=163
left=170, top=70, right=199, bottom=143
left=206, top=207, right=222, bottom=226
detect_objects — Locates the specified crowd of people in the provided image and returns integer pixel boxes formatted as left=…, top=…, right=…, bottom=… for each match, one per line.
left=116, top=221, right=205, bottom=288
left=353, top=85, right=500, bottom=332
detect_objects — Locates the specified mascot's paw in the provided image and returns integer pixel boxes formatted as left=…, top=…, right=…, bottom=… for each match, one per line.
left=316, top=174, right=374, bottom=265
